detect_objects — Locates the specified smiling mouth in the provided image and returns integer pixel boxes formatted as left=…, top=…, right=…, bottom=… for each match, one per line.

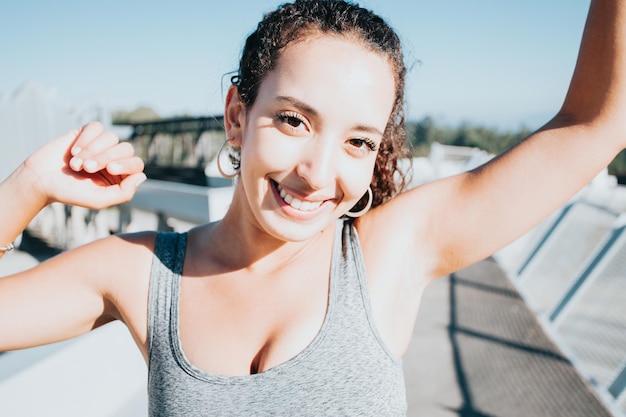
left=275, top=183, right=324, bottom=212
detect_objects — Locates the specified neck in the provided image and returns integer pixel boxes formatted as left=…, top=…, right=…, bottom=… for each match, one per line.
left=205, top=186, right=336, bottom=275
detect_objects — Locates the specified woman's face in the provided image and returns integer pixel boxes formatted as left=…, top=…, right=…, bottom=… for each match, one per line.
left=234, top=35, right=396, bottom=242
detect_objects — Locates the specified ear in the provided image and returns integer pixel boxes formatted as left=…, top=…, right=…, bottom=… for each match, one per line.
left=224, top=85, right=245, bottom=147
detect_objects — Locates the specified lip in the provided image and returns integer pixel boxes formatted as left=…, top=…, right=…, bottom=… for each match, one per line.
left=270, top=180, right=333, bottom=220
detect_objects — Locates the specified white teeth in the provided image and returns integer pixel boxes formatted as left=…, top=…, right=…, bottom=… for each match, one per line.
left=276, top=184, right=323, bottom=212
left=290, top=197, right=303, bottom=209
left=300, top=201, right=315, bottom=211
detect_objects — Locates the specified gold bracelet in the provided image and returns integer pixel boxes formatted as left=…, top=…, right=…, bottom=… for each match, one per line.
left=0, top=242, right=15, bottom=253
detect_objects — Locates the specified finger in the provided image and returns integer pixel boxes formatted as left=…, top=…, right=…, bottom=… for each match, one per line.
left=106, top=156, right=145, bottom=176
left=70, top=122, right=105, bottom=156
left=79, top=131, right=120, bottom=157
left=70, top=132, right=121, bottom=172
left=78, top=141, right=133, bottom=174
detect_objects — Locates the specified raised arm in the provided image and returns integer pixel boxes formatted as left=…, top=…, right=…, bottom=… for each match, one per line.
left=383, top=0, right=626, bottom=280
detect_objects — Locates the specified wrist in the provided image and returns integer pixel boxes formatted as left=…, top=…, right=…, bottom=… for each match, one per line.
left=0, top=163, right=50, bottom=247
left=12, top=160, right=51, bottom=208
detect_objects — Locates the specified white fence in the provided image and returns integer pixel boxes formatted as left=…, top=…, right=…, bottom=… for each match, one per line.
left=0, top=82, right=110, bottom=181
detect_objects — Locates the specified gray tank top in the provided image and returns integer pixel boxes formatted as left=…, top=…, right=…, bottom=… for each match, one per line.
left=147, top=219, right=407, bottom=416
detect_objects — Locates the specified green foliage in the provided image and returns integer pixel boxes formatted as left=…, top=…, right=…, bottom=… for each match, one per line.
left=406, top=117, right=531, bottom=157
left=608, top=149, right=626, bottom=180
left=112, top=106, right=160, bottom=124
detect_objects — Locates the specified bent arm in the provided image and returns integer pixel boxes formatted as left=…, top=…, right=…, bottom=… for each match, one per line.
left=0, top=123, right=148, bottom=349
left=412, top=0, right=626, bottom=279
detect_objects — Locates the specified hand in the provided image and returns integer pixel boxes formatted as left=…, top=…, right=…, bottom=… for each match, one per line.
left=23, top=121, right=146, bottom=209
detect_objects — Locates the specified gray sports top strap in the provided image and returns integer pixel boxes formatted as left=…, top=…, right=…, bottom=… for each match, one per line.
left=147, top=219, right=407, bottom=416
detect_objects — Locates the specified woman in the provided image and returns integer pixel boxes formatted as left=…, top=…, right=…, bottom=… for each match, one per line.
left=1, top=0, right=624, bottom=415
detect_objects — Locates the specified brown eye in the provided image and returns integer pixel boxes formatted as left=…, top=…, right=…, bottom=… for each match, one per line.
left=349, top=138, right=378, bottom=152
left=276, top=111, right=308, bottom=133
left=285, top=116, right=302, bottom=128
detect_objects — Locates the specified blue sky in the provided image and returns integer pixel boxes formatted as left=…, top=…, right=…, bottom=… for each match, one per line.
left=0, top=0, right=590, bottom=131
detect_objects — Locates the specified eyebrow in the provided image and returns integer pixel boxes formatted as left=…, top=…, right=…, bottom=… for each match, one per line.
left=276, top=96, right=319, bottom=118
left=275, top=95, right=385, bottom=137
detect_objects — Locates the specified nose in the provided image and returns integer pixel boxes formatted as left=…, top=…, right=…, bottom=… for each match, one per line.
left=296, top=137, right=337, bottom=190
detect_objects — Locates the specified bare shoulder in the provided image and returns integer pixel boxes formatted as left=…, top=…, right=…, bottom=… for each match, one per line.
left=355, top=183, right=441, bottom=281
left=57, top=230, right=158, bottom=285
left=46, top=231, right=157, bottom=314
left=357, top=173, right=472, bottom=281
left=88, top=231, right=158, bottom=309
left=76, top=230, right=158, bottom=355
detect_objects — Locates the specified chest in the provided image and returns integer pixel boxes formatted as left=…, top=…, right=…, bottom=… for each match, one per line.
left=147, top=234, right=408, bottom=416
left=178, top=251, right=333, bottom=376
left=146, top=229, right=409, bottom=415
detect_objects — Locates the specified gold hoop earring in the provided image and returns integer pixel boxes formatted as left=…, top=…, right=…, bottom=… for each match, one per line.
left=346, top=187, right=373, bottom=218
left=216, top=140, right=240, bottom=179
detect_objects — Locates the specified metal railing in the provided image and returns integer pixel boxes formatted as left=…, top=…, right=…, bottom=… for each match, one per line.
left=496, top=179, right=626, bottom=416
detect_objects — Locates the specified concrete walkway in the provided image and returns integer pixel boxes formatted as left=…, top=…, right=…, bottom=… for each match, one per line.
left=405, top=257, right=614, bottom=417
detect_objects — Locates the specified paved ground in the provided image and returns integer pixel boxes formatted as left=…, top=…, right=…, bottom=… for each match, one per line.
left=1, top=237, right=616, bottom=417
left=405, top=257, right=614, bottom=417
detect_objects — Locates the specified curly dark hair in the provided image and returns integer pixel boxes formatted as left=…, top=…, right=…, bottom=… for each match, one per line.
left=232, top=0, right=412, bottom=208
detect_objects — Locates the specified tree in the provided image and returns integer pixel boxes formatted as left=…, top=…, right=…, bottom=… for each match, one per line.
left=112, top=106, right=160, bottom=124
